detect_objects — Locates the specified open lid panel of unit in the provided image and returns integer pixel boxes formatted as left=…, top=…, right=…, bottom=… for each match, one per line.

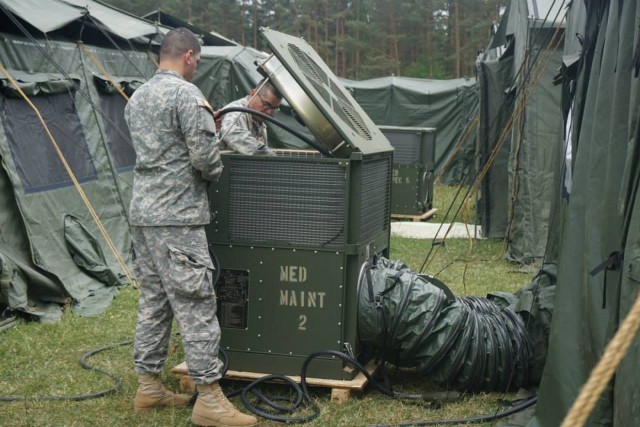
left=258, top=27, right=393, bottom=158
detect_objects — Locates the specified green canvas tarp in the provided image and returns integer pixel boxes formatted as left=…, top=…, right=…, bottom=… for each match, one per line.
left=476, top=0, right=565, bottom=263
left=0, top=0, right=160, bottom=319
left=527, top=0, right=640, bottom=425
left=340, top=76, right=478, bottom=182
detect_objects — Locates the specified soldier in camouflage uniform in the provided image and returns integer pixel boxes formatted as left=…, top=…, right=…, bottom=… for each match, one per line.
left=125, top=27, right=257, bottom=427
left=219, top=79, right=282, bottom=155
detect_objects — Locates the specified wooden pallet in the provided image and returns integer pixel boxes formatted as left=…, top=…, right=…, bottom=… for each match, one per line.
left=172, top=360, right=378, bottom=403
left=391, top=207, right=438, bottom=222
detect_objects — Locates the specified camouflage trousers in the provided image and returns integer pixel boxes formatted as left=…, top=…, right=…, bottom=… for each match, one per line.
left=131, top=225, right=222, bottom=384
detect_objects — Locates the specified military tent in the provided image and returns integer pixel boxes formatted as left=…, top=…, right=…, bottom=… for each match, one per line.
left=0, top=0, right=161, bottom=321
left=476, top=0, right=565, bottom=263
left=523, top=0, right=640, bottom=425
left=339, top=76, right=478, bottom=182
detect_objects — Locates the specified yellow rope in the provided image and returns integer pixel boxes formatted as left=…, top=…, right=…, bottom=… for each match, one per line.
left=560, top=288, right=640, bottom=427
left=421, top=18, right=565, bottom=273
left=146, top=50, right=159, bottom=69
left=469, top=20, right=565, bottom=198
left=0, top=63, right=137, bottom=288
left=77, top=41, right=129, bottom=101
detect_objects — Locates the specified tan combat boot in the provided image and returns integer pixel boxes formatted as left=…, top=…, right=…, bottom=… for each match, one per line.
left=133, top=373, right=192, bottom=413
left=191, top=382, right=257, bottom=427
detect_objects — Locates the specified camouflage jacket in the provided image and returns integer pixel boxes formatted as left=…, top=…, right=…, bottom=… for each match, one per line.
left=125, top=69, right=222, bottom=226
left=219, top=97, right=274, bottom=155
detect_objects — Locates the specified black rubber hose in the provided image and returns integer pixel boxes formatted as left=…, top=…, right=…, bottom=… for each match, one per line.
left=239, top=374, right=319, bottom=423
left=216, top=107, right=335, bottom=158
left=0, top=340, right=131, bottom=402
left=370, top=395, right=538, bottom=426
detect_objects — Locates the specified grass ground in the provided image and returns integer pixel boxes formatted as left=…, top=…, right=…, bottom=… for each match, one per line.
left=0, top=185, right=536, bottom=426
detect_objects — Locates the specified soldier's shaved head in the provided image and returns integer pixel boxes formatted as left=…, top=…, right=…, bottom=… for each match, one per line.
left=256, top=79, right=283, bottom=100
left=159, top=28, right=201, bottom=61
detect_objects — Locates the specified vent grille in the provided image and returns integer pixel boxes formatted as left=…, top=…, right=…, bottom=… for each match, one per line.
left=382, top=131, right=421, bottom=165
left=288, top=44, right=328, bottom=85
left=359, top=157, right=391, bottom=241
left=228, top=157, right=346, bottom=246
left=333, top=101, right=372, bottom=140
left=287, top=43, right=372, bottom=141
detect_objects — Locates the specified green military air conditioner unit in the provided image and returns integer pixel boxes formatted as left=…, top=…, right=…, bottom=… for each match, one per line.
left=205, top=28, right=393, bottom=381
left=379, top=126, right=436, bottom=216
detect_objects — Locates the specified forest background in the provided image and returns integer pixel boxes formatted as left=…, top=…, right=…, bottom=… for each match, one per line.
left=105, top=0, right=505, bottom=80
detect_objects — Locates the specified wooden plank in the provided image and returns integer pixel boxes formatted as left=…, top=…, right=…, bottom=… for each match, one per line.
left=391, top=208, right=438, bottom=222
left=330, top=388, right=351, bottom=404
left=172, top=360, right=378, bottom=402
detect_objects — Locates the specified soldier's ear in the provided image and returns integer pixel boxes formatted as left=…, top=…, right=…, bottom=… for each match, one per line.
left=185, top=50, right=194, bottom=65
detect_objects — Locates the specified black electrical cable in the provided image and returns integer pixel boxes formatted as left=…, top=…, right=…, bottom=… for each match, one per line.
left=0, top=337, right=538, bottom=426
left=370, top=395, right=537, bottom=426
left=216, top=107, right=335, bottom=158
left=0, top=340, right=131, bottom=402
left=240, top=374, right=319, bottom=423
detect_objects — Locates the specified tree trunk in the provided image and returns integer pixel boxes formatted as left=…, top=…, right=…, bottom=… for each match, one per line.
left=426, top=2, right=433, bottom=77
left=386, top=0, right=400, bottom=76
left=324, top=0, right=330, bottom=66
left=355, top=0, right=360, bottom=79
left=313, top=7, right=319, bottom=52
left=334, top=13, right=340, bottom=75
left=185, top=0, right=192, bottom=24
left=240, top=0, right=246, bottom=45
left=253, top=0, right=258, bottom=48
left=454, top=1, right=461, bottom=78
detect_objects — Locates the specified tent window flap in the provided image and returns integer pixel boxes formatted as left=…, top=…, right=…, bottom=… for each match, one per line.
left=1, top=92, right=98, bottom=193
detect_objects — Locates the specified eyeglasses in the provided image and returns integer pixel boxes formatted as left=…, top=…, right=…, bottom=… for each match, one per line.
left=258, top=94, right=279, bottom=113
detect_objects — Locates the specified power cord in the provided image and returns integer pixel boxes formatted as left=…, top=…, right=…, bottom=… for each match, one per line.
left=0, top=340, right=536, bottom=425
left=0, top=340, right=130, bottom=402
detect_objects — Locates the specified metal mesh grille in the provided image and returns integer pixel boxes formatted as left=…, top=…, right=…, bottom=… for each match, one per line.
left=288, top=44, right=329, bottom=85
left=359, top=157, right=391, bottom=241
left=228, top=157, right=346, bottom=246
left=382, top=131, right=421, bottom=165
left=272, top=150, right=324, bottom=159
left=288, top=43, right=372, bottom=141
left=333, top=100, right=372, bottom=140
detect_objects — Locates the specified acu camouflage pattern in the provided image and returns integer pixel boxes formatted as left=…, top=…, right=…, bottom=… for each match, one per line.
left=219, top=97, right=274, bottom=155
left=131, top=225, right=223, bottom=384
left=127, top=69, right=224, bottom=384
left=125, top=69, right=223, bottom=226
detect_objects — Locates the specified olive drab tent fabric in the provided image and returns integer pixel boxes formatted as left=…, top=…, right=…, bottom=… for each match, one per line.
left=476, top=0, right=565, bottom=263
left=0, top=0, right=160, bottom=320
left=142, top=10, right=238, bottom=47
left=524, top=0, right=640, bottom=425
left=339, top=76, right=479, bottom=183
